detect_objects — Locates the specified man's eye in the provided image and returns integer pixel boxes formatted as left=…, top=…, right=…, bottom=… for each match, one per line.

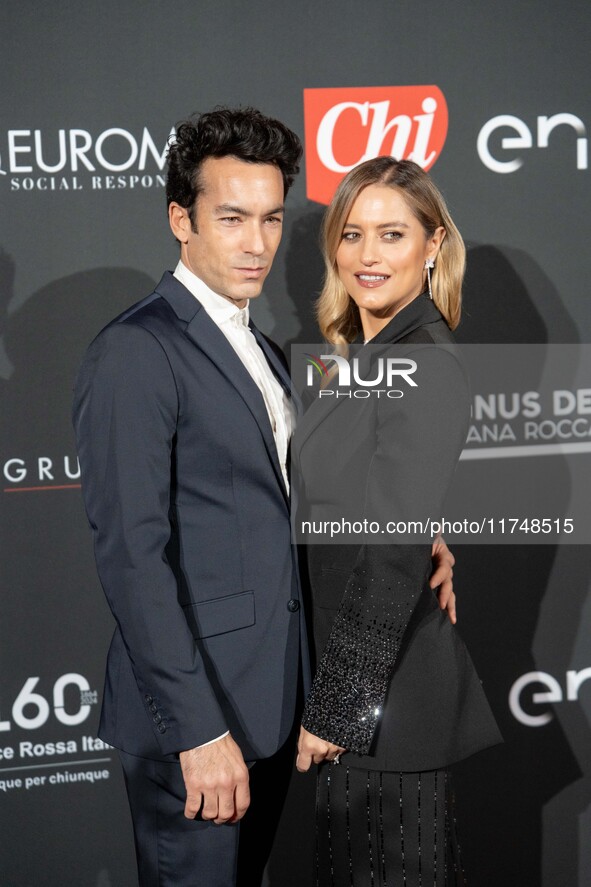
left=221, top=216, right=241, bottom=223
left=265, top=216, right=282, bottom=224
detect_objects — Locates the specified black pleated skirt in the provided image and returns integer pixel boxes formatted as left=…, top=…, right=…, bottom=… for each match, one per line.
left=315, top=765, right=467, bottom=887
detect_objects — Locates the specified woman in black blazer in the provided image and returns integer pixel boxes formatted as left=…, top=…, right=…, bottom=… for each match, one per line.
left=294, top=157, right=501, bottom=886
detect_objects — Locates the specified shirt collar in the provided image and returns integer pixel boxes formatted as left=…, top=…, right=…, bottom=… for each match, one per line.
left=174, top=260, right=250, bottom=328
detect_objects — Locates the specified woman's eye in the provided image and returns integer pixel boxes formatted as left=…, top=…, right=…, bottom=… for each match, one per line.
left=341, top=232, right=359, bottom=241
left=383, top=231, right=402, bottom=241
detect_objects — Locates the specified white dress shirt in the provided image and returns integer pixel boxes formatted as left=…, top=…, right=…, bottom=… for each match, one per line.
left=173, top=260, right=293, bottom=749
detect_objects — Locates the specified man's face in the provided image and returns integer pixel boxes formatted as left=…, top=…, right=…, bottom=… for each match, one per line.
left=170, top=155, right=285, bottom=307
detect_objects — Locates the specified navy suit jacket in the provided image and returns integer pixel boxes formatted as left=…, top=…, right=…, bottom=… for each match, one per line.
left=73, top=272, right=308, bottom=761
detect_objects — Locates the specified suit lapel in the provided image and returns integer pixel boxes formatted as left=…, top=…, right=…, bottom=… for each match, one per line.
left=156, top=272, right=289, bottom=508
left=249, top=321, right=303, bottom=419
left=370, top=292, right=443, bottom=345
left=249, top=323, right=290, bottom=392
left=293, top=346, right=373, bottom=453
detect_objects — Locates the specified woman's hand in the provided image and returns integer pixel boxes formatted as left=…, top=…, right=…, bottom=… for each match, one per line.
left=296, top=726, right=346, bottom=772
left=429, top=536, right=457, bottom=624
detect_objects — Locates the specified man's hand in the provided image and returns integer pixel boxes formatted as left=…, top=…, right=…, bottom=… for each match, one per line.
left=296, top=726, right=346, bottom=772
left=179, top=734, right=250, bottom=823
left=429, top=536, right=456, bottom=624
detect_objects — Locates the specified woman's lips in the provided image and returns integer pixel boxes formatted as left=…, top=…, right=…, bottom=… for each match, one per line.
left=354, top=273, right=390, bottom=288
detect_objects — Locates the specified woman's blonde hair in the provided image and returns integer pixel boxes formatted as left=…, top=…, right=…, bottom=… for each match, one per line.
left=317, top=157, right=465, bottom=344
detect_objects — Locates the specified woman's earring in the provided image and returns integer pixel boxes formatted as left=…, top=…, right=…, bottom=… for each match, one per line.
left=425, top=258, right=435, bottom=300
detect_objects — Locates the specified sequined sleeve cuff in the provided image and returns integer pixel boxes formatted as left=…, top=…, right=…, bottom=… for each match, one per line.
left=301, top=569, right=417, bottom=755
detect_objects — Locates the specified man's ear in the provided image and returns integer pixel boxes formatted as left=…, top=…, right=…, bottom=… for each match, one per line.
left=169, top=202, right=192, bottom=243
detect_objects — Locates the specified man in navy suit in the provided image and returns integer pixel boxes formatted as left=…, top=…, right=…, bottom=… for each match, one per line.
left=73, top=108, right=455, bottom=886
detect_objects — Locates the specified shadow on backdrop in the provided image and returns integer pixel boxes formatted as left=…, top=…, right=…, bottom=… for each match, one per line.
left=283, top=206, right=326, bottom=357
left=450, top=244, right=583, bottom=886
left=0, top=266, right=153, bottom=887
left=0, top=246, right=16, bottom=377
left=0, top=266, right=155, bottom=449
left=458, top=243, right=579, bottom=344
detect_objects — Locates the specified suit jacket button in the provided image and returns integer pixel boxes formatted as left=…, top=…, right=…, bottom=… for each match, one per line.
left=153, top=713, right=162, bottom=724
left=145, top=695, right=153, bottom=704
left=149, top=703, right=158, bottom=713
left=287, top=599, right=300, bottom=612
left=157, top=724, right=166, bottom=734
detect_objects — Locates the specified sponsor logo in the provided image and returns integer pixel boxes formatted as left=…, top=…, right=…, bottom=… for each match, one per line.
left=0, top=672, right=113, bottom=796
left=454, top=346, right=591, bottom=462
left=463, top=386, right=591, bottom=458
left=3, top=454, right=81, bottom=491
left=509, top=668, right=591, bottom=726
left=0, top=125, right=175, bottom=192
left=303, top=86, right=448, bottom=204
left=477, top=112, right=588, bottom=173
left=0, top=674, right=98, bottom=733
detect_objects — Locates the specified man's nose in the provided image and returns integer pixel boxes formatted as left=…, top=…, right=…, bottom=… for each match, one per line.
left=243, top=222, right=265, bottom=255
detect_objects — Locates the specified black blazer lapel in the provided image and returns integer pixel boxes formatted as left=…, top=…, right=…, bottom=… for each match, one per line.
left=294, top=294, right=447, bottom=454
left=370, top=292, right=444, bottom=345
left=292, top=365, right=354, bottom=455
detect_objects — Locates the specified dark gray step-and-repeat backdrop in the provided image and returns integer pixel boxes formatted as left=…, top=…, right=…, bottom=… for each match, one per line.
left=1, top=2, right=590, bottom=885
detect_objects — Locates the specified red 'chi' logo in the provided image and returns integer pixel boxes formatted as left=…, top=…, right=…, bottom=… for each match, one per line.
left=304, top=86, right=448, bottom=204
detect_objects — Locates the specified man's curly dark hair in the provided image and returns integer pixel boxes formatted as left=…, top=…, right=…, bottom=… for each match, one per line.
left=166, top=107, right=302, bottom=229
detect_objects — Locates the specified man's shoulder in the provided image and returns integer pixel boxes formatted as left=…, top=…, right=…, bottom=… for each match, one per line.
left=105, top=272, right=177, bottom=329
left=103, top=293, right=171, bottom=338
left=93, top=271, right=190, bottom=345
left=76, top=274, right=186, bottom=378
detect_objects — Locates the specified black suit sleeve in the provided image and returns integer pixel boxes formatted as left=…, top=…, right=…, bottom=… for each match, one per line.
left=73, top=321, right=227, bottom=755
left=301, top=346, right=470, bottom=755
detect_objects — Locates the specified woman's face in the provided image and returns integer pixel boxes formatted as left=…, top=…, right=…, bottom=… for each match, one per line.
left=335, top=184, right=444, bottom=339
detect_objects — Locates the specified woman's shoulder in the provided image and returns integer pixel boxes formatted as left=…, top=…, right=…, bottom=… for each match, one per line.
left=399, top=319, right=456, bottom=345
